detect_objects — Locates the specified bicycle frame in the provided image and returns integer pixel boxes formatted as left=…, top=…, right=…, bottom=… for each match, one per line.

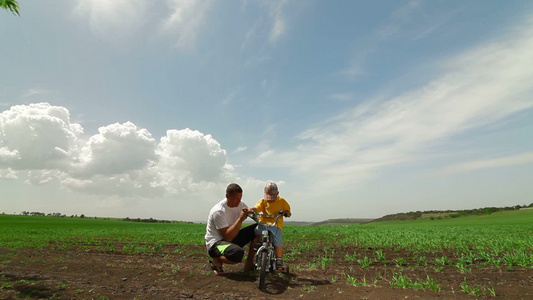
left=248, top=210, right=285, bottom=289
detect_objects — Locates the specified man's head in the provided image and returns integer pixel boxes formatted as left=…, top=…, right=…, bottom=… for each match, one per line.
left=264, top=182, right=279, bottom=201
left=226, top=183, right=243, bottom=207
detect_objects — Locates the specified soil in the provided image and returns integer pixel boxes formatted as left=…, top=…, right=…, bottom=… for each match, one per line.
left=1, top=242, right=531, bottom=299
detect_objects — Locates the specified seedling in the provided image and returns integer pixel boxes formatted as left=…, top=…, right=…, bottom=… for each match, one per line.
left=375, top=249, right=386, bottom=262
left=357, top=256, right=372, bottom=269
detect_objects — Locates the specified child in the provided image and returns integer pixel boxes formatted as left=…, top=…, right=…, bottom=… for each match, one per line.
left=253, top=182, right=291, bottom=270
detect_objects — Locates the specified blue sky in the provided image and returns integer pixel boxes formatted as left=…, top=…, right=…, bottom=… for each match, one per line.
left=1, top=0, right=532, bottom=222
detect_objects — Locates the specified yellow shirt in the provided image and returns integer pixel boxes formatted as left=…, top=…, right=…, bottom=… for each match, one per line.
left=254, top=196, right=291, bottom=230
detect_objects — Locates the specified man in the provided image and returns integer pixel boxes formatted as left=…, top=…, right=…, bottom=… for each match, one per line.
left=205, top=183, right=258, bottom=275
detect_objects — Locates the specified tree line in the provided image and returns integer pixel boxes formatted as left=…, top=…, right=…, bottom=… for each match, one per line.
left=12, top=211, right=190, bottom=224
left=20, top=211, right=90, bottom=218
left=122, top=217, right=173, bottom=223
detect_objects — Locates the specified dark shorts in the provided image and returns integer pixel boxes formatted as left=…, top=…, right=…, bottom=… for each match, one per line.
left=208, top=224, right=257, bottom=263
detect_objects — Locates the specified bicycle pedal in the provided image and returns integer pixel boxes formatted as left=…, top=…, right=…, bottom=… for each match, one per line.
left=277, top=266, right=288, bottom=273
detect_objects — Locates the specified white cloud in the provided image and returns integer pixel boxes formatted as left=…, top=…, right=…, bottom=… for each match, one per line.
left=74, top=122, right=157, bottom=177
left=157, top=128, right=229, bottom=183
left=160, top=0, right=212, bottom=49
left=61, top=173, right=165, bottom=198
left=74, top=0, right=214, bottom=48
left=0, top=103, right=83, bottom=171
left=240, top=0, right=288, bottom=52
left=27, top=169, right=64, bottom=185
left=435, top=152, right=533, bottom=175
left=62, top=127, right=238, bottom=198
left=270, top=15, right=285, bottom=42
left=0, top=168, right=17, bottom=179
left=0, top=147, right=19, bottom=164
left=221, top=88, right=240, bottom=105
left=233, top=146, right=248, bottom=154
left=273, top=21, right=533, bottom=193
left=0, top=103, right=250, bottom=201
left=340, top=50, right=369, bottom=79
left=267, top=0, right=287, bottom=42
left=74, top=0, right=149, bottom=40
left=251, top=149, right=275, bottom=165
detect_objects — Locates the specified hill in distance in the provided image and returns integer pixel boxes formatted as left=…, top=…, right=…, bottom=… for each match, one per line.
left=309, top=218, right=374, bottom=226
left=12, top=203, right=533, bottom=225
left=308, top=203, right=533, bottom=226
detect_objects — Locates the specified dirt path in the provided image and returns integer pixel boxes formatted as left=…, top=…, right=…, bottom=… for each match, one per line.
left=1, top=244, right=531, bottom=299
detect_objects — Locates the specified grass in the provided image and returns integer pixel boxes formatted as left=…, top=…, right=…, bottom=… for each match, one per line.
left=357, top=256, right=372, bottom=269
left=284, top=209, right=533, bottom=254
left=0, top=215, right=204, bottom=249
left=390, top=274, right=441, bottom=292
left=375, top=249, right=386, bottom=262
left=0, top=210, right=531, bottom=297
left=1, top=210, right=532, bottom=265
left=346, top=274, right=377, bottom=287
left=460, top=277, right=496, bottom=296
left=1, top=209, right=532, bottom=262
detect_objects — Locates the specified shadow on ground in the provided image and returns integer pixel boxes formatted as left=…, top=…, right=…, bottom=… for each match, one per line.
left=224, top=270, right=331, bottom=295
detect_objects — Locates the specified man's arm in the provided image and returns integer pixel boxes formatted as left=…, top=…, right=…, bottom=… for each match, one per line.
left=219, top=208, right=249, bottom=242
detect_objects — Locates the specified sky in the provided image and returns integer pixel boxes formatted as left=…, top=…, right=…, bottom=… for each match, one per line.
left=1, top=0, right=532, bottom=222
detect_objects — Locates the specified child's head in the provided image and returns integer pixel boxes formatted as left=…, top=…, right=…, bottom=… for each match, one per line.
left=264, top=182, right=279, bottom=201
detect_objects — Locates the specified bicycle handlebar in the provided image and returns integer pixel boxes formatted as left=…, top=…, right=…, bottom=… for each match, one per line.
left=247, top=210, right=285, bottom=227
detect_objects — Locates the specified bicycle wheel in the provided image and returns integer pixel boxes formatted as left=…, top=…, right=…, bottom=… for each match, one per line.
left=257, top=250, right=268, bottom=289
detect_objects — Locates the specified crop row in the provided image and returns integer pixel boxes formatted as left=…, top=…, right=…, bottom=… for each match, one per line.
left=1, top=214, right=532, bottom=262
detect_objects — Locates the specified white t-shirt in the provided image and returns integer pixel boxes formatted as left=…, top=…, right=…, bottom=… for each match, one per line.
left=204, top=198, right=248, bottom=251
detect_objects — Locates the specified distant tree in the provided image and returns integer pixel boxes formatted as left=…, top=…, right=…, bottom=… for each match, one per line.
left=80, top=214, right=85, bottom=218
left=0, top=0, right=20, bottom=16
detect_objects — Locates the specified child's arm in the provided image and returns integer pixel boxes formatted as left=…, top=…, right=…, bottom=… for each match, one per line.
left=283, top=199, right=292, bottom=218
left=283, top=198, right=291, bottom=217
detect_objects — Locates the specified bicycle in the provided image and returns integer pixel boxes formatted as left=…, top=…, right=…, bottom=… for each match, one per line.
left=248, top=210, right=289, bottom=289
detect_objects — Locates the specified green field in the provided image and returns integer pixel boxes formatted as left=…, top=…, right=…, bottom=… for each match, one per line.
left=1, top=209, right=532, bottom=261
left=285, top=209, right=533, bottom=253
left=0, top=215, right=205, bottom=250
left=1, top=210, right=532, bottom=298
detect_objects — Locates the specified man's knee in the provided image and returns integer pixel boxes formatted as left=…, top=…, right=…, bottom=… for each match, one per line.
left=209, top=241, right=245, bottom=263
left=225, top=245, right=245, bottom=263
